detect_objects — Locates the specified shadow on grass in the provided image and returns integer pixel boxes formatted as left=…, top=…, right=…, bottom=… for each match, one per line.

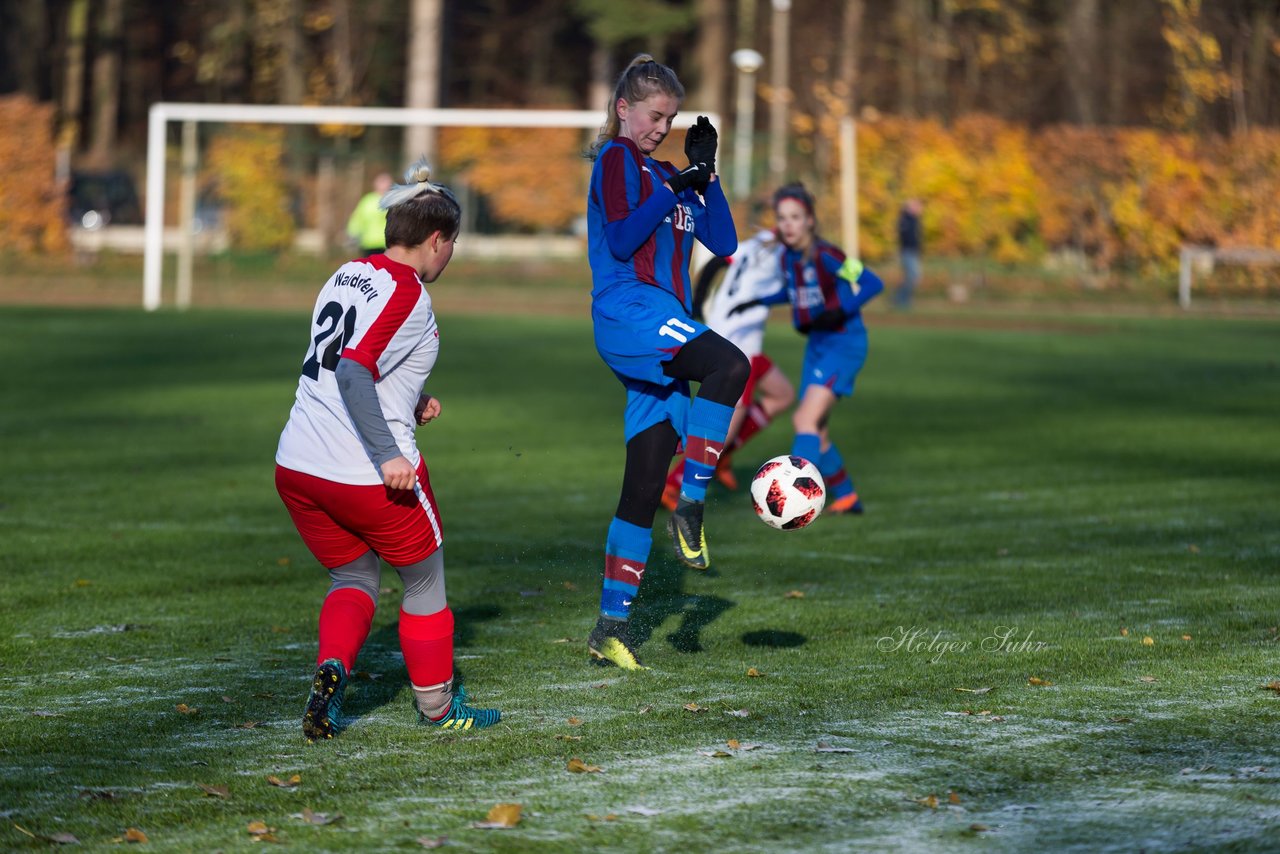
left=627, top=557, right=736, bottom=654
left=741, top=629, right=807, bottom=648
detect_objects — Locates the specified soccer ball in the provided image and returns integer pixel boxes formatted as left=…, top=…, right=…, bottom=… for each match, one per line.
left=750, top=455, right=826, bottom=530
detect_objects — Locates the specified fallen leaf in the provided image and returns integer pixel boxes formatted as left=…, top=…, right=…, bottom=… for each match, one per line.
left=948, top=791, right=961, bottom=805
left=591, top=682, right=609, bottom=689
left=585, top=813, right=618, bottom=822
left=815, top=741, right=855, bottom=753
left=1142, top=636, right=1155, bottom=646
left=567, top=717, right=583, bottom=726
left=175, top=703, right=200, bottom=715
left=727, top=739, right=741, bottom=749
left=75, top=579, right=92, bottom=587
left=246, top=821, right=276, bottom=836
left=954, top=687, right=993, bottom=694
left=917, top=795, right=938, bottom=809
left=638, top=704, right=652, bottom=714
left=555, top=734, right=584, bottom=741
left=417, top=836, right=449, bottom=849
left=1261, top=681, right=1280, bottom=695
left=552, top=637, right=575, bottom=643
left=1027, top=677, right=1053, bottom=687
left=728, top=741, right=761, bottom=751
left=746, top=667, right=763, bottom=678
left=277, top=557, right=291, bottom=566
left=197, top=783, right=230, bottom=799
left=683, top=703, right=706, bottom=713
left=221, top=695, right=235, bottom=703
left=12, top=824, right=79, bottom=845
left=725, top=708, right=750, bottom=718
left=124, top=827, right=149, bottom=843
left=473, top=803, right=522, bottom=828
left=236, top=721, right=261, bottom=729
left=567, top=757, right=603, bottom=773
left=970, top=823, right=990, bottom=832
left=698, top=750, right=732, bottom=758
left=1120, top=627, right=1130, bottom=637
left=563, top=581, right=578, bottom=591
left=784, top=590, right=805, bottom=599
left=1181, top=634, right=1192, bottom=641
left=291, top=809, right=342, bottom=826
left=1139, top=676, right=1157, bottom=683
left=266, top=774, right=301, bottom=788
left=270, top=626, right=290, bottom=634
left=1110, top=716, right=1133, bottom=723
left=1187, top=544, right=1200, bottom=553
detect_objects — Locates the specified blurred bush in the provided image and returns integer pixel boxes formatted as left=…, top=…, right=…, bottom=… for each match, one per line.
left=0, top=96, right=68, bottom=253
left=204, top=125, right=295, bottom=251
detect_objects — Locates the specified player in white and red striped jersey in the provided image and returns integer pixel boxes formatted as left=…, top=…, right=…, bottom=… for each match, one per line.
left=275, top=158, right=500, bottom=739
left=661, top=227, right=796, bottom=509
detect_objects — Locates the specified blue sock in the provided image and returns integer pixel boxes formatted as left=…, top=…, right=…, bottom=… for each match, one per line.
left=600, top=517, right=652, bottom=621
left=819, top=443, right=855, bottom=500
left=680, top=398, right=735, bottom=502
left=792, top=433, right=821, bottom=467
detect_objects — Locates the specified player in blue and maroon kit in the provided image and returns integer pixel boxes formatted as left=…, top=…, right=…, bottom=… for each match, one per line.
left=584, top=54, right=745, bottom=670
left=733, top=183, right=884, bottom=514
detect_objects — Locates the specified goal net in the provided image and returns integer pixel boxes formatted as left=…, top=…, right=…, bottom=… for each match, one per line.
left=1178, top=244, right=1280, bottom=309
left=141, top=104, right=718, bottom=311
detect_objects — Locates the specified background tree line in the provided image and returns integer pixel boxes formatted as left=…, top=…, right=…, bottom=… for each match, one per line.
left=3, top=0, right=1277, bottom=166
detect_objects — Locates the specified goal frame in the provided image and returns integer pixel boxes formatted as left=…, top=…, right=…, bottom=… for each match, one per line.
left=143, top=103, right=718, bottom=311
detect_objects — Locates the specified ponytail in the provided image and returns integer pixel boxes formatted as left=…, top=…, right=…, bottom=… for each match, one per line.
left=586, top=54, right=685, bottom=160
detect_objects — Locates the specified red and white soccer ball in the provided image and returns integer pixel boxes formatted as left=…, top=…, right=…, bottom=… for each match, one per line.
left=750, top=455, right=826, bottom=530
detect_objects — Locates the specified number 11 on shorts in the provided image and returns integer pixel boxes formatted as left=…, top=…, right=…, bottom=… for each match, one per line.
left=658, top=317, right=697, bottom=344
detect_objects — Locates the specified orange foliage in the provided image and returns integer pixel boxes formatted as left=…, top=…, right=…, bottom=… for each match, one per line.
left=0, top=96, right=69, bottom=254
left=439, top=125, right=588, bottom=231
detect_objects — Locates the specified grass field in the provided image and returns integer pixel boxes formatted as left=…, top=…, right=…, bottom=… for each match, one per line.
left=2, top=301, right=1279, bottom=851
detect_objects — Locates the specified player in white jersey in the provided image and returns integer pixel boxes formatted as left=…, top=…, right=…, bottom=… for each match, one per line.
left=275, top=158, right=500, bottom=740
left=662, top=227, right=796, bottom=508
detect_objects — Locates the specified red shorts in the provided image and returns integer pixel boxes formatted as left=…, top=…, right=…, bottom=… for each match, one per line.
left=740, top=353, right=775, bottom=407
left=275, top=459, right=443, bottom=568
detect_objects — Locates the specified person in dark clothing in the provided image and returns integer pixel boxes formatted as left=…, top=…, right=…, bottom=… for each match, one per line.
left=895, top=198, right=923, bottom=309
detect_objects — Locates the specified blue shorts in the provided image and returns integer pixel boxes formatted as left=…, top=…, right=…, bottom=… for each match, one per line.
left=593, top=284, right=709, bottom=443
left=799, top=327, right=868, bottom=399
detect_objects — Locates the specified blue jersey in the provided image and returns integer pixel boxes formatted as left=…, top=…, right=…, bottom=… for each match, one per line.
left=761, top=238, right=883, bottom=335
left=587, top=136, right=736, bottom=314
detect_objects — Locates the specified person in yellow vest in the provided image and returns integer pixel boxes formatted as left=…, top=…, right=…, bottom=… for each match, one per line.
left=346, top=172, right=394, bottom=256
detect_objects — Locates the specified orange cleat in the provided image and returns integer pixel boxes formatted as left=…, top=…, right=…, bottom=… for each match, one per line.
left=826, top=493, right=864, bottom=515
left=714, top=453, right=738, bottom=490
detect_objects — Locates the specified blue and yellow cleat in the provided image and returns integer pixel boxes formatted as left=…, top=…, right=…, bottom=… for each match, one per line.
left=588, top=617, right=650, bottom=671
left=667, top=497, right=710, bottom=570
left=418, top=691, right=502, bottom=731
left=302, top=658, right=348, bottom=742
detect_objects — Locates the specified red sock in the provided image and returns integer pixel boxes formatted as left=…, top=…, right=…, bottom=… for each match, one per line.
left=316, top=587, right=376, bottom=672
left=729, top=403, right=770, bottom=451
left=399, top=607, right=454, bottom=686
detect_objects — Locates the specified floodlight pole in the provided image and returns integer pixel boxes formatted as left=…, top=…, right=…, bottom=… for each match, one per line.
left=731, top=49, right=764, bottom=200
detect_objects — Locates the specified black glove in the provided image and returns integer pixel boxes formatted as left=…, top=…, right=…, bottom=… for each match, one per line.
left=684, top=115, right=718, bottom=186
left=666, top=163, right=710, bottom=196
left=809, top=308, right=847, bottom=332
left=727, top=298, right=764, bottom=316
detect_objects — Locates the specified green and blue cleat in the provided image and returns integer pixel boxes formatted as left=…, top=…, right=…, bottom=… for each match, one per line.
left=302, top=658, right=348, bottom=742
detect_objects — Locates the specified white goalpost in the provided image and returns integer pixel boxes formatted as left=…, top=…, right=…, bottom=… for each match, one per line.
left=142, top=103, right=719, bottom=311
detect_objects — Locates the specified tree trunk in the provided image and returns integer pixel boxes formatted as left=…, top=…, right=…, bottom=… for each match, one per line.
left=61, top=0, right=89, bottom=156
left=278, top=0, right=305, bottom=105
left=87, top=0, right=125, bottom=167
left=894, top=0, right=917, bottom=116
left=695, top=0, right=729, bottom=114
left=1065, top=0, right=1099, bottom=125
left=767, top=0, right=790, bottom=185
left=404, top=0, right=443, bottom=165
left=589, top=41, right=611, bottom=113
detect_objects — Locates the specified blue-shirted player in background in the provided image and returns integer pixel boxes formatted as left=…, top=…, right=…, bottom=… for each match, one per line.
left=732, top=183, right=884, bottom=515
left=584, top=54, right=745, bottom=670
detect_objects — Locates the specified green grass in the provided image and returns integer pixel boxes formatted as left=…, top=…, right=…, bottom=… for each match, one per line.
left=1, top=304, right=1278, bottom=851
